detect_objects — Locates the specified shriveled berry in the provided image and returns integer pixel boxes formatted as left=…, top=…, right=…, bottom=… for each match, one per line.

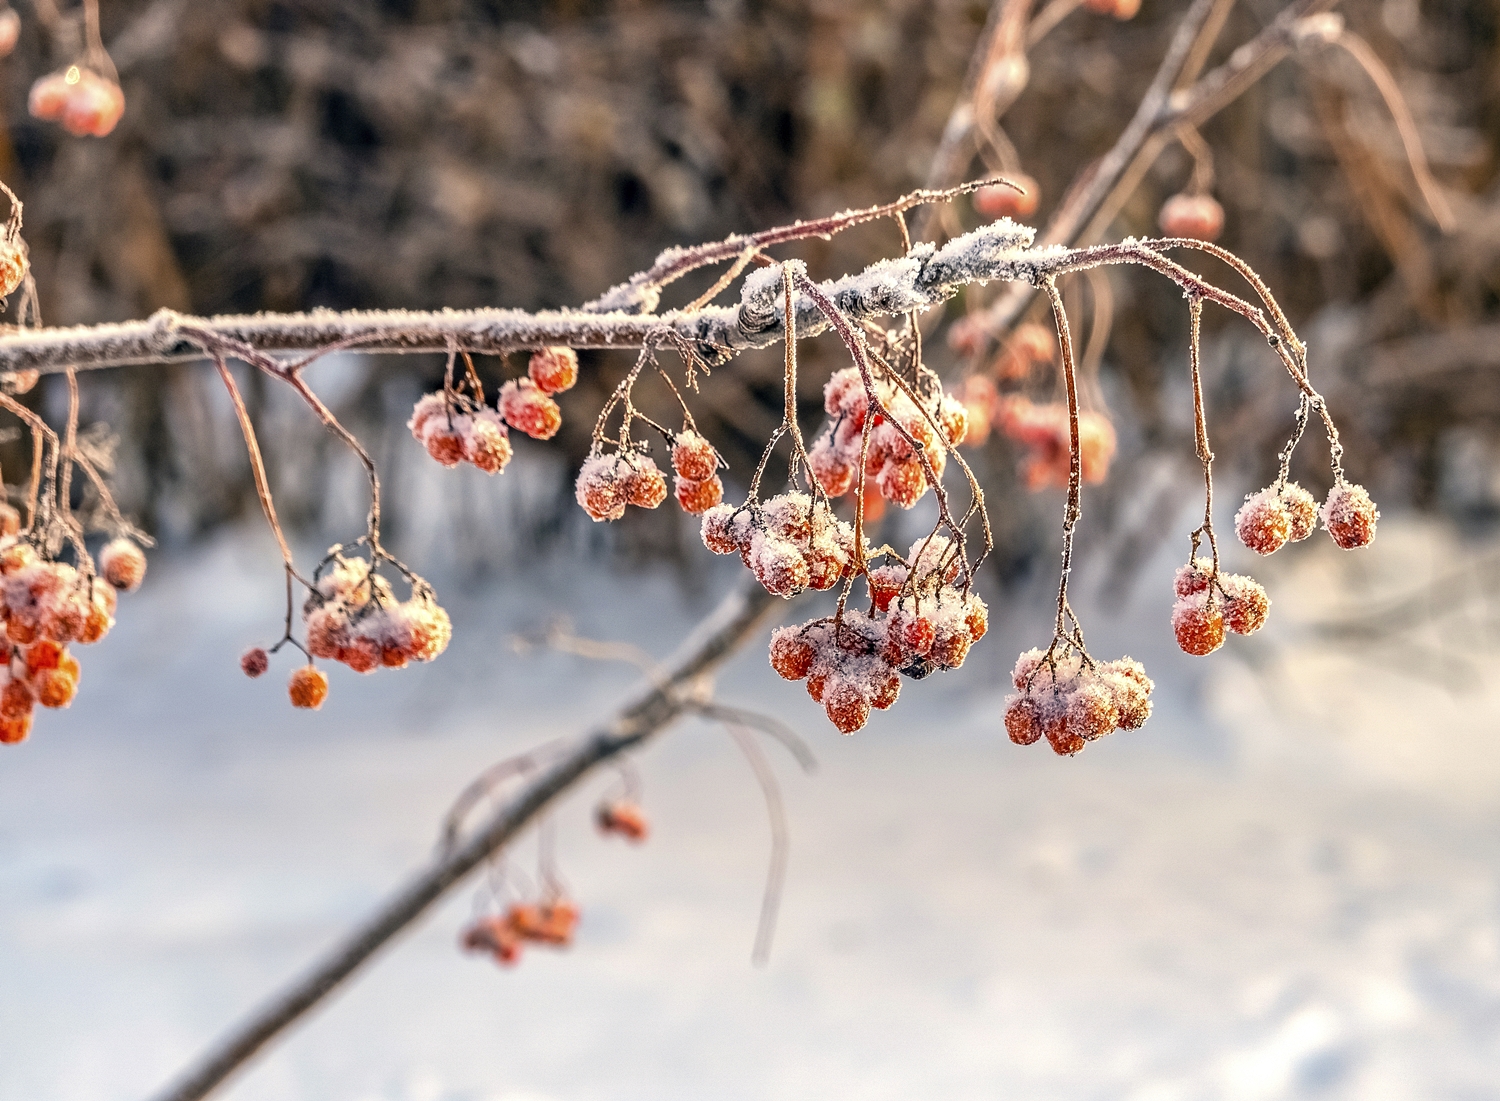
left=100, top=538, right=146, bottom=592
left=528, top=347, right=579, bottom=394
left=241, top=647, right=270, bottom=678
left=824, top=680, right=871, bottom=734
left=1321, top=482, right=1378, bottom=549
left=289, top=665, right=329, bottom=710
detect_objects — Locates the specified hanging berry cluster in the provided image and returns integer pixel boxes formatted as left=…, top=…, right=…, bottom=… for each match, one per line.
left=1003, top=649, right=1153, bottom=756
left=461, top=898, right=580, bottom=968
left=768, top=535, right=988, bottom=734
left=700, top=493, right=855, bottom=596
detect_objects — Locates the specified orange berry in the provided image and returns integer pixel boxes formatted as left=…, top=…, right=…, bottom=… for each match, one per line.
left=1, top=679, right=33, bottom=719
left=623, top=457, right=668, bottom=509
left=671, top=431, right=718, bottom=482
left=465, top=411, right=513, bottom=475
left=1173, top=596, right=1225, bottom=656
left=674, top=475, right=723, bottom=515
left=964, top=596, right=988, bottom=641
left=100, top=539, right=147, bottom=592
left=824, top=680, right=871, bottom=734
left=973, top=175, right=1040, bottom=220
left=700, top=504, right=745, bottom=555
left=0, top=710, right=31, bottom=744
left=1235, top=488, right=1291, bottom=555
left=35, top=669, right=77, bottom=709
left=528, top=347, right=579, bottom=395
left=1043, top=707, right=1083, bottom=755
left=769, top=628, right=815, bottom=681
left=79, top=605, right=110, bottom=644
left=877, top=457, right=927, bottom=509
left=597, top=800, right=650, bottom=842
left=7, top=615, right=35, bottom=645
left=343, top=636, right=380, bottom=673
left=288, top=665, right=329, bottom=709
left=1083, top=0, right=1140, bottom=17
left=1321, top=482, right=1378, bottom=549
left=1158, top=193, right=1224, bottom=241
left=25, top=639, right=63, bottom=674
left=499, top=379, right=562, bottom=440
left=928, top=631, right=971, bottom=669
left=575, top=455, right=628, bottom=522
left=57, top=653, right=80, bottom=682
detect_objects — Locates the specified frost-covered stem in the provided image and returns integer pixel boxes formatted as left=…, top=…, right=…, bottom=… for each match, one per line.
left=145, top=578, right=783, bottom=1101
left=1042, top=279, right=1082, bottom=641
left=0, top=391, right=55, bottom=531
left=1186, top=297, right=1221, bottom=575
left=212, top=355, right=298, bottom=575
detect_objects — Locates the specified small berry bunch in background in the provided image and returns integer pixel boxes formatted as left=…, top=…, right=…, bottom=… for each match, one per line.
left=993, top=395, right=1116, bottom=490
left=29, top=64, right=124, bottom=138
left=700, top=493, right=855, bottom=596
left=408, top=392, right=511, bottom=474
left=1003, top=649, right=1153, bottom=756
left=768, top=535, right=987, bottom=734
left=807, top=366, right=967, bottom=509
left=461, top=897, right=580, bottom=969
left=596, top=799, right=649, bottom=842
left=498, top=346, right=575, bottom=441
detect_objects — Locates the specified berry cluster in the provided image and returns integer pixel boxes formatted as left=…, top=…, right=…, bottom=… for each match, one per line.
left=1233, top=480, right=1377, bottom=556
left=299, top=557, right=452, bottom=692
left=574, top=429, right=724, bottom=522
left=701, top=493, right=855, bottom=596
left=408, top=393, right=512, bottom=474
left=0, top=537, right=138, bottom=745
left=29, top=66, right=124, bottom=138
left=596, top=800, right=649, bottom=842
left=461, top=899, right=580, bottom=968
left=1170, top=558, right=1270, bottom=657
left=807, top=367, right=966, bottom=509
left=1002, top=649, right=1154, bottom=756
left=993, top=395, right=1116, bottom=490
left=768, top=536, right=987, bottom=733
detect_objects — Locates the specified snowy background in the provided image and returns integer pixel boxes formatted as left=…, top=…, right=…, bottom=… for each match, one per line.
left=4, top=492, right=1500, bottom=1101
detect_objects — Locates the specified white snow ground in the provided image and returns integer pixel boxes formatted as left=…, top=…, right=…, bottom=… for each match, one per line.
left=4, top=514, right=1500, bottom=1101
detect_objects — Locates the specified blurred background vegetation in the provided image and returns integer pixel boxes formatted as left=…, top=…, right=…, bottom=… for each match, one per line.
left=2, top=0, right=1496, bottom=596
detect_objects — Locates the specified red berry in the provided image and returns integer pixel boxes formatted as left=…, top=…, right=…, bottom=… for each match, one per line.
left=824, top=680, right=871, bottom=734
left=1222, top=576, right=1270, bottom=635
left=870, top=671, right=900, bottom=711
left=623, top=456, right=668, bottom=509
left=973, top=175, right=1040, bottom=220
left=499, top=379, right=562, bottom=440
left=528, top=347, right=579, bottom=394
left=1235, top=488, right=1291, bottom=555
left=1005, top=694, right=1045, bottom=745
left=1158, top=193, right=1224, bottom=241
left=1, top=679, right=33, bottom=719
left=769, top=628, right=815, bottom=681
left=241, top=647, right=270, bottom=678
left=1321, top=482, right=1378, bottom=549
left=1281, top=483, right=1318, bottom=542
left=877, top=457, right=927, bottom=509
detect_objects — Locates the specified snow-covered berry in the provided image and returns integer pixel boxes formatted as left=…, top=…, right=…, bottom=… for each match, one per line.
left=1321, top=481, right=1378, bottom=549
left=528, top=347, right=578, bottom=395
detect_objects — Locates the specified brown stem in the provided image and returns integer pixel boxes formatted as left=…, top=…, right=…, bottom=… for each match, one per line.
left=213, top=355, right=298, bottom=575
left=1042, top=279, right=1082, bottom=641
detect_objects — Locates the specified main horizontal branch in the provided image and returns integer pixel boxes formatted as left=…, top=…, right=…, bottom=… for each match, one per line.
left=0, top=218, right=1051, bottom=376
